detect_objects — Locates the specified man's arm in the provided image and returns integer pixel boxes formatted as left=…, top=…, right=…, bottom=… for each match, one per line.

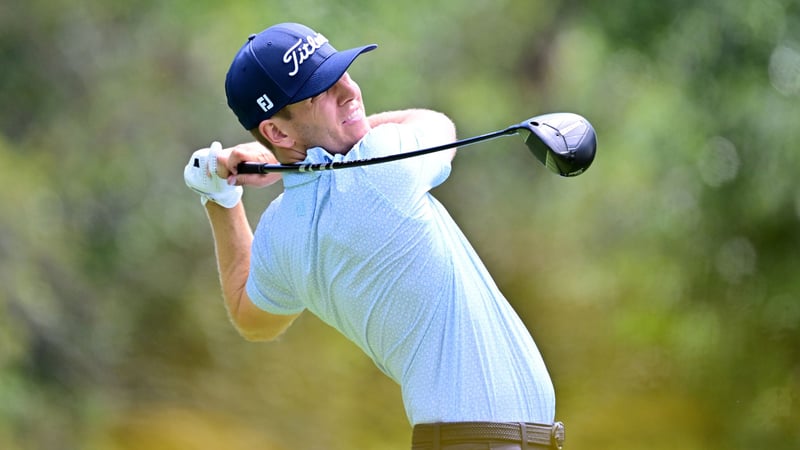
left=205, top=201, right=299, bottom=342
left=185, top=141, right=299, bottom=342
left=368, top=109, right=457, bottom=160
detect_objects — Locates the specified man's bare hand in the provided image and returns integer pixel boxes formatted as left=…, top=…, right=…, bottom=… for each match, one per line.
left=215, top=142, right=283, bottom=188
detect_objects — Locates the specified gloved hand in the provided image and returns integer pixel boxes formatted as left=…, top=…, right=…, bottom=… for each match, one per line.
left=184, top=141, right=243, bottom=208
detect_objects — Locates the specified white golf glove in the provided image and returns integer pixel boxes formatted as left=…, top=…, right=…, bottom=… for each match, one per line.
left=184, top=141, right=243, bottom=208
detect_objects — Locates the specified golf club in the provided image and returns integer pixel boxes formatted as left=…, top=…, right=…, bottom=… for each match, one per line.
left=236, top=112, right=597, bottom=177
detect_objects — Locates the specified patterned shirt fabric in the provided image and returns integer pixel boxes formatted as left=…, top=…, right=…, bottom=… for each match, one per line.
left=246, top=123, right=555, bottom=425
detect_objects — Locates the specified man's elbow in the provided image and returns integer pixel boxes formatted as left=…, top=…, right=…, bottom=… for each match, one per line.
left=235, top=325, right=284, bottom=342
left=230, top=311, right=300, bottom=342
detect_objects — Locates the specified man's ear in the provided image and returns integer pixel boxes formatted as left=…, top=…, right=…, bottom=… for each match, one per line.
left=258, top=120, right=294, bottom=148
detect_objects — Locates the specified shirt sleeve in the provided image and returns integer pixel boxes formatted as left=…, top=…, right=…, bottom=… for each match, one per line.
left=245, top=201, right=306, bottom=315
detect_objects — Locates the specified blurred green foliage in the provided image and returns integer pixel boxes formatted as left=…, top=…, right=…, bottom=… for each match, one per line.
left=1, top=0, right=799, bottom=449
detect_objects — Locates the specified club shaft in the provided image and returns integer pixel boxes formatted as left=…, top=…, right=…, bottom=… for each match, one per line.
left=237, top=126, right=518, bottom=174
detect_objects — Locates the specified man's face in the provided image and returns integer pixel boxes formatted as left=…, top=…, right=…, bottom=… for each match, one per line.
left=280, top=72, right=371, bottom=155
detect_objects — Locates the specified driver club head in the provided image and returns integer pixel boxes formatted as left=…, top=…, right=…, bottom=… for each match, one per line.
left=516, top=112, right=597, bottom=177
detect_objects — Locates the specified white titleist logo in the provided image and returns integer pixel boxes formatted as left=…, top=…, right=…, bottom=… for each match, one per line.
left=283, top=33, right=329, bottom=76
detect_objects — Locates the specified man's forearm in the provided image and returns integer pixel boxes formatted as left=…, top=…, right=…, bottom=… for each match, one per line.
left=205, top=201, right=254, bottom=320
left=368, top=109, right=438, bottom=127
left=368, top=109, right=457, bottom=158
left=204, top=201, right=298, bottom=341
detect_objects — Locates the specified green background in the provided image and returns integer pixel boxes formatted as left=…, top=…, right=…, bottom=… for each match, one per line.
left=1, top=0, right=798, bottom=449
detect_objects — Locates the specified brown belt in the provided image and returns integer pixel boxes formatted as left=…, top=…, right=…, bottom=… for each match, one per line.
left=412, top=421, right=565, bottom=449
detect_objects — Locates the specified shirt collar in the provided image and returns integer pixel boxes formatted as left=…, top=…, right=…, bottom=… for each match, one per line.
left=281, top=146, right=337, bottom=188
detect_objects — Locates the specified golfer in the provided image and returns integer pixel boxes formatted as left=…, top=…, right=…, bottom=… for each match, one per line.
left=184, top=22, right=565, bottom=449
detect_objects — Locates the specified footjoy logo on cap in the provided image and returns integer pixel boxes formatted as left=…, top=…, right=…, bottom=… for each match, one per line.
left=284, top=33, right=329, bottom=76
left=256, top=94, right=274, bottom=112
left=256, top=94, right=275, bottom=112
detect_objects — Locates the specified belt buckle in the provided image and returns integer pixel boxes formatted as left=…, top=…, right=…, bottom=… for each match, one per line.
left=550, top=422, right=565, bottom=449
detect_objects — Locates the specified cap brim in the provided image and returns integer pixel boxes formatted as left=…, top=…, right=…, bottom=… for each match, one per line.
left=291, top=44, right=377, bottom=104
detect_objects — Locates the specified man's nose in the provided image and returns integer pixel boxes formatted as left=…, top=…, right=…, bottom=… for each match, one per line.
left=331, top=75, right=357, bottom=103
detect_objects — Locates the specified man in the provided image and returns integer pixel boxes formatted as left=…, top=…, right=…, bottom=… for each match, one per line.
left=184, top=22, right=565, bottom=449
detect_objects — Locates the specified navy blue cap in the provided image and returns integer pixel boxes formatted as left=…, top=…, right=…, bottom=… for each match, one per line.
left=225, top=23, right=377, bottom=130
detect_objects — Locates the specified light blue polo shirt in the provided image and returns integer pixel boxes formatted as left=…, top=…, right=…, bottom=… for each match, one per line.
left=246, top=123, right=555, bottom=425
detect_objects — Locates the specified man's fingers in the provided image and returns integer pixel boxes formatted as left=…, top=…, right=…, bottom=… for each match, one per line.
left=222, top=143, right=282, bottom=187
left=224, top=145, right=263, bottom=174
left=231, top=172, right=283, bottom=187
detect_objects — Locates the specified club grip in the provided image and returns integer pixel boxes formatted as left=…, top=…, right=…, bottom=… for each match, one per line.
left=236, top=162, right=265, bottom=174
